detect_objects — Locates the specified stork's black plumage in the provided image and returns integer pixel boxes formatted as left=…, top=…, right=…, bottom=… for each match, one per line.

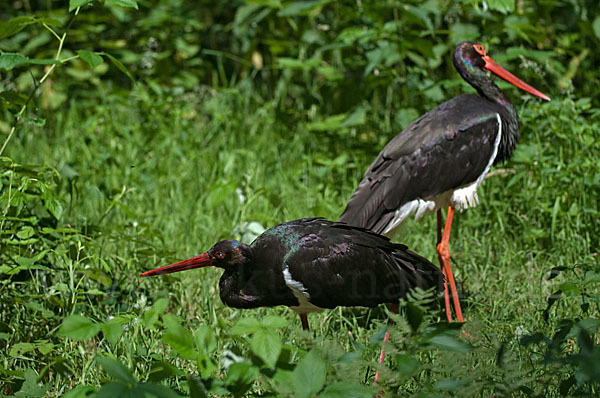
left=339, top=42, right=550, bottom=322
left=140, top=218, right=443, bottom=315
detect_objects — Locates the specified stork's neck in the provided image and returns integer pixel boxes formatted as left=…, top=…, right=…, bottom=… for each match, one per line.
left=481, top=79, right=520, bottom=163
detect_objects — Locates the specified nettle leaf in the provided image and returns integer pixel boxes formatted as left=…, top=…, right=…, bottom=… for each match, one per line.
left=405, top=301, right=424, bottom=333
left=0, top=52, right=29, bottom=71
left=162, top=314, right=198, bottom=360
left=96, top=357, right=137, bottom=384
left=135, top=383, right=181, bottom=398
left=230, top=317, right=261, bottom=335
left=14, top=368, right=49, bottom=397
left=225, top=362, right=259, bottom=398
left=63, top=385, right=96, bottom=398
left=261, top=315, right=288, bottom=329
left=77, top=50, right=103, bottom=68
left=143, top=298, right=169, bottom=329
left=195, top=325, right=217, bottom=354
left=187, top=374, right=209, bottom=398
left=101, top=322, right=124, bottom=345
left=57, top=315, right=101, bottom=341
left=250, top=329, right=281, bottom=368
left=427, top=333, right=472, bottom=353
left=319, top=381, right=372, bottom=398
left=0, top=16, right=37, bottom=39
left=104, top=0, right=139, bottom=10
left=69, top=0, right=94, bottom=12
left=291, top=350, right=326, bottom=398
left=395, top=354, right=419, bottom=375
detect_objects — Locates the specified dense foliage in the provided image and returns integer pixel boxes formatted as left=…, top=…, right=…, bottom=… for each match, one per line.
left=1, top=0, right=599, bottom=396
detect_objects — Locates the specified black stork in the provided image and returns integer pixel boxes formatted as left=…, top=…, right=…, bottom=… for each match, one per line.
left=140, top=217, right=443, bottom=382
left=339, top=42, right=551, bottom=323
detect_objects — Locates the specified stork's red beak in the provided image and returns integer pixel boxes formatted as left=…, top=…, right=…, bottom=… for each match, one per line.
left=139, top=252, right=213, bottom=277
left=483, top=55, right=551, bottom=101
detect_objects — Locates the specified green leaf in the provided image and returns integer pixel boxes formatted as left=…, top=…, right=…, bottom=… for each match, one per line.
left=9, top=342, right=36, bottom=357
left=69, top=0, right=94, bottom=12
left=102, top=52, right=135, bottom=82
left=261, top=315, right=288, bottom=329
left=305, top=113, right=346, bottom=131
left=230, top=317, right=261, bottom=335
left=95, top=382, right=129, bottom=397
left=187, top=374, right=209, bottom=398
left=405, top=301, right=423, bottom=333
left=194, top=325, right=217, bottom=354
left=486, top=0, right=515, bottom=14
left=143, top=298, right=169, bottom=329
left=37, top=341, right=54, bottom=355
left=291, top=350, right=326, bottom=398
left=136, top=383, right=182, bottom=398
left=395, top=354, right=419, bottom=375
left=77, top=50, right=104, bottom=68
left=147, top=360, right=178, bottom=382
left=63, top=385, right=96, bottom=398
left=435, top=378, right=467, bottom=391
left=57, top=315, right=101, bottom=341
left=251, top=329, right=282, bottom=368
left=339, top=106, right=367, bottom=128
left=427, top=334, right=472, bottom=353
left=0, top=52, right=29, bottom=71
left=104, top=0, right=139, bottom=9
left=101, top=322, right=124, bottom=345
left=162, top=314, right=198, bottom=360
left=0, top=16, right=37, bottom=39
left=44, top=197, right=63, bottom=220
left=594, top=17, right=600, bottom=40
left=197, top=353, right=217, bottom=379
left=1, top=90, right=28, bottom=106
left=225, top=362, right=259, bottom=398
left=319, top=381, right=372, bottom=398
left=277, top=0, right=329, bottom=17
left=96, top=356, right=137, bottom=384
left=17, top=226, right=35, bottom=239
left=14, top=368, right=49, bottom=397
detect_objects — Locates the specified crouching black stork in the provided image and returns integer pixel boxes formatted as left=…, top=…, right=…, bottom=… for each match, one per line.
left=339, top=42, right=551, bottom=323
left=140, top=217, right=443, bottom=382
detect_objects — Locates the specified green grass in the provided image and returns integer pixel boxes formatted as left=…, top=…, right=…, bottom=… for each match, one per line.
left=1, top=87, right=599, bottom=396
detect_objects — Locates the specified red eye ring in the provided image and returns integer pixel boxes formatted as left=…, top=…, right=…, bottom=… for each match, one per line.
left=214, top=251, right=226, bottom=259
left=473, top=44, right=486, bottom=55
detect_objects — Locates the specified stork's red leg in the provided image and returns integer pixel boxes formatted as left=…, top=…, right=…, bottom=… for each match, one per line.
left=374, top=303, right=399, bottom=384
left=436, top=206, right=464, bottom=323
left=437, top=210, right=453, bottom=322
left=299, top=313, right=309, bottom=331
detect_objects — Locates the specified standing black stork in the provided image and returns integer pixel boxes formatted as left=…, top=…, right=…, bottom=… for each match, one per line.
left=339, top=42, right=551, bottom=323
left=140, top=217, right=443, bottom=382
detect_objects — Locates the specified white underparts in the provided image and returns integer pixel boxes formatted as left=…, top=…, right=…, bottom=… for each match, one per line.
left=383, top=113, right=502, bottom=235
left=282, top=267, right=324, bottom=314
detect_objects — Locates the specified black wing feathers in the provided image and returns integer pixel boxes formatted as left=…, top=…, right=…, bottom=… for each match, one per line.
left=283, top=219, right=443, bottom=308
left=340, top=95, right=502, bottom=233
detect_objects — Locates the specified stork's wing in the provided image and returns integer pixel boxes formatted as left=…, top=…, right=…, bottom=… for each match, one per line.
left=283, top=220, right=443, bottom=309
left=339, top=94, right=503, bottom=233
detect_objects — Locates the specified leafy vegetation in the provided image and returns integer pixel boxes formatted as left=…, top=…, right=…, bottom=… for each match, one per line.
left=1, top=0, right=599, bottom=396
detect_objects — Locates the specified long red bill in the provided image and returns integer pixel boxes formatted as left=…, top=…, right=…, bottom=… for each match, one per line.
left=483, top=55, right=551, bottom=101
left=139, top=252, right=212, bottom=277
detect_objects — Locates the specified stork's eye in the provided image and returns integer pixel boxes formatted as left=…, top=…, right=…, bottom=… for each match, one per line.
left=214, top=251, right=226, bottom=259
left=473, top=44, right=486, bottom=55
